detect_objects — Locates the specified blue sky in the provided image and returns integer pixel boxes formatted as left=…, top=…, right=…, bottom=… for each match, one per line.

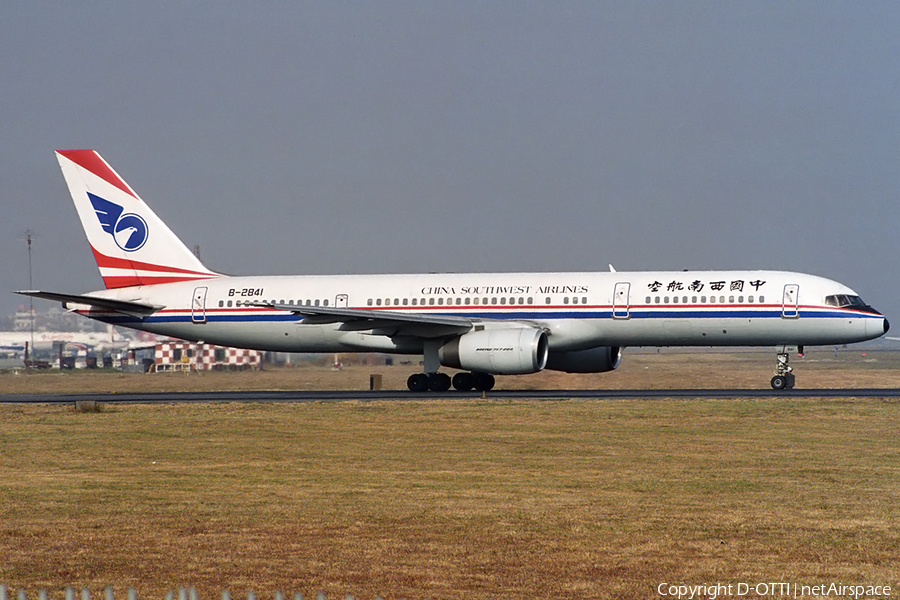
left=2, top=3, right=898, bottom=324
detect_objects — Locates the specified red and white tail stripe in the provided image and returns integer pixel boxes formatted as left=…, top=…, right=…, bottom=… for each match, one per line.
left=91, top=247, right=219, bottom=288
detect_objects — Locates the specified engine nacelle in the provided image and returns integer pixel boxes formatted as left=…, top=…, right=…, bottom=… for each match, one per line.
left=439, top=328, right=549, bottom=375
left=545, top=346, right=622, bottom=373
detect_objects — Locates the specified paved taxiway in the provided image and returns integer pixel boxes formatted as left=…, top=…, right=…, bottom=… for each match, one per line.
left=2, top=388, right=899, bottom=404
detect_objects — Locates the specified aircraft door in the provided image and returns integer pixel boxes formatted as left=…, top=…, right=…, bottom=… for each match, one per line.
left=613, top=282, right=631, bottom=319
left=782, top=284, right=800, bottom=318
left=335, top=294, right=349, bottom=308
left=191, top=286, right=208, bottom=324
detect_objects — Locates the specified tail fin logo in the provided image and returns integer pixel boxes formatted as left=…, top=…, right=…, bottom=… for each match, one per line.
left=88, top=193, right=149, bottom=252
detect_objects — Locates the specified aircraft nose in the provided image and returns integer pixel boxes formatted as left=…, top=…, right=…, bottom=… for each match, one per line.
left=867, top=314, right=889, bottom=339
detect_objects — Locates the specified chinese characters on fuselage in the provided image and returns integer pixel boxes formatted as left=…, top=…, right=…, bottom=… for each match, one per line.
left=647, top=279, right=765, bottom=293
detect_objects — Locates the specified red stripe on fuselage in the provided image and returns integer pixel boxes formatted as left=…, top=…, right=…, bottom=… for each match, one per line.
left=57, top=150, right=137, bottom=198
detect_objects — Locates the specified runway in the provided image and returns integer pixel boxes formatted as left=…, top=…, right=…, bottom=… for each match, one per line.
left=2, top=388, right=899, bottom=404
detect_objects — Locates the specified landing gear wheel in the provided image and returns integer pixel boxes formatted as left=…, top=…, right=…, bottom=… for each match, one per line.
left=428, top=372, right=452, bottom=392
left=472, top=372, right=495, bottom=392
left=407, top=373, right=429, bottom=392
left=452, top=372, right=474, bottom=391
left=770, top=373, right=796, bottom=390
left=771, top=349, right=798, bottom=390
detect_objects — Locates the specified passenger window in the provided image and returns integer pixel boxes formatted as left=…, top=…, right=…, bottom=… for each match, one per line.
left=545, top=297, right=552, bottom=304
left=218, top=300, right=224, bottom=307
left=563, top=297, right=569, bottom=305
left=682, top=296, right=687, bottom=303
left=412, top=298, right=417, bottom=306
left=500, top=297, right=507, bottom=305
left=571, top=297, right=578, bottom=305
left=748, top=295, right=753, bottom=303
left=692, top=296, right=697, bottom=304
left=719, top=296, right=725, bottom=303
left=315, top=299, right=320, bottom=307
left=323, top=299, right=329, bottom=306
left=527, top=297, right=533, bottom=304
left=465, top=298, right=471, bottom=305
left=655, top=296, right=660, bottom=304
left=664, top=297, right=669, bottom=304
left=759, top=295, right=765, bottom=303
left=473, top=297, right=480, bottom=305
left=646, top=296, right=651, bottom=304
left=728, top=296, right=734, bottom=303
left=227, top=300, right=233, bottom=308
left=582, top=297, right=587, bottom=304
left=491, top=298, right=498, bottom=305
left=438, top=298, right=444, bottom=305
left=376, top=299, right=382, bottom=306
left=429, top=298, right=435, bottom=306
left=738, top=296, right=744, bottom=303
left=700, top=296, right=706, bottom=303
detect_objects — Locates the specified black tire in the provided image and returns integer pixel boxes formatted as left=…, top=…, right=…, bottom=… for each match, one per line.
left=472, top=372, right=495, bottom=392
left=771, top=375, right=787, bottom=390
left=452, top=372, right=474, bottom=391
left=407, top=373, right=429, bottom=392
left=428, top=372, right=452, bottom=392
left=785, top=373, right=796, bottom=389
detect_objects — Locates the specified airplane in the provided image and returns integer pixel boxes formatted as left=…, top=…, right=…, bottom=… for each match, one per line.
left=0, top=330, right=129, bottom=356
left=16, top=150, right=889, bottom=391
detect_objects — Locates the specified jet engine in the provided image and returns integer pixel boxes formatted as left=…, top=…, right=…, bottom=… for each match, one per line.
left=545, top=345, right=622, bottom=373
left=439, top=328, right=549, bottom=375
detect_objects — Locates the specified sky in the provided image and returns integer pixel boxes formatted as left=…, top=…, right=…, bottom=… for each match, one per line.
left=2, top=3, right=899, bottom=325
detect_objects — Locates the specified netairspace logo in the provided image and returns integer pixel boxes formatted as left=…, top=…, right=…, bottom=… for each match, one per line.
left=657, top=582, right=893, bottom=599
left=88, top=193, right=149, bottom=252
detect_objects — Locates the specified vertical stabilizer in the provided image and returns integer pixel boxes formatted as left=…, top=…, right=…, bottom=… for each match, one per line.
left=56, top=150, right=219, bottom=289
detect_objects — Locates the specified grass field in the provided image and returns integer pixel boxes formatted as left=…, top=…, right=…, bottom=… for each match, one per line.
left=2, top=352, right=899, bottom=599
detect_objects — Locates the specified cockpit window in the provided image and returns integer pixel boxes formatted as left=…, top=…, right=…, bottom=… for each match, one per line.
left=825, top=294, right=866, bottom=308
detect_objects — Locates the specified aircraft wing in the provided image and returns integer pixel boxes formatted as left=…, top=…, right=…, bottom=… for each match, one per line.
left=15, top=290, right=162, bottom=315
left=250, top=301, right=474, bottom=334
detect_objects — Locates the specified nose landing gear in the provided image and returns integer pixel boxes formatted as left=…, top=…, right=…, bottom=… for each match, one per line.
left=770, top=346, right=801, bottom=390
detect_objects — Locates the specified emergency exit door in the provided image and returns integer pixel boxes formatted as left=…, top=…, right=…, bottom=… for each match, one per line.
left=613, top=282, right=631, bottom=319
left=191, top=286, right=208, bottom=324
left=782, top=284, right=799, bottom=318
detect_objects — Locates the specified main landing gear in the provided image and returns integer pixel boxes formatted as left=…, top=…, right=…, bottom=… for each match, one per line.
left=408, top=339, right=496, bottom=393
left=770, top=346, right=801, bottom=390
left=407, top=372, right=495, bottom=393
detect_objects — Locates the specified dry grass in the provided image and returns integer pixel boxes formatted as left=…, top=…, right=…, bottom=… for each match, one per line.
left=2, top=385, right=900, bottom=598
left=2, top=352, right=899, bottom=598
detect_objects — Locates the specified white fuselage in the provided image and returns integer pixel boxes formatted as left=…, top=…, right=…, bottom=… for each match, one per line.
left=72, top=269, right=887, bottom=354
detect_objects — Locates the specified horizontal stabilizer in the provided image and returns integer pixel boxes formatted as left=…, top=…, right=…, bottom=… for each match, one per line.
left=15, top=290, right=162, bottom=315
